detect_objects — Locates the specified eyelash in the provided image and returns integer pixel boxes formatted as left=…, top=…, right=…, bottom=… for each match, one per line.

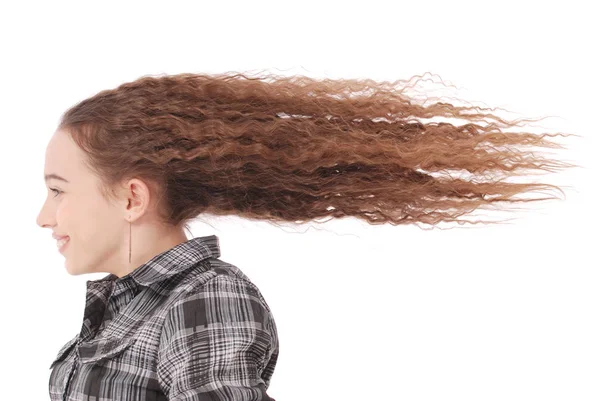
left=50, top=188, right=62, bottom=197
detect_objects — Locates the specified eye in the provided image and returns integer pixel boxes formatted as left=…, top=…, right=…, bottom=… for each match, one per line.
left=50, top=188, right=63, bottom=197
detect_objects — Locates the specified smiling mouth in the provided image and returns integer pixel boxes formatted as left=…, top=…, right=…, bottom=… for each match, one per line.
left=57, top=237, right=70, bottom=252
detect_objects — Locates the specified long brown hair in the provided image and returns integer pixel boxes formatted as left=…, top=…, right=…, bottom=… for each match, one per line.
left=57, top=71, right=580, bottom=232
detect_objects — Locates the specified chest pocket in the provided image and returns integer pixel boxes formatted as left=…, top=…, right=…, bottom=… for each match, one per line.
left=50, top=335, right=79, bottom=369
left=78, top=335, right=138, bottom=365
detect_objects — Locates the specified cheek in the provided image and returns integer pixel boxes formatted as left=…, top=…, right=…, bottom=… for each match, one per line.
left=57, top=197, right=93, bottom=233
left=55, top=199, right=71, bottom=225
left=80, top=199, right=121, bottom=235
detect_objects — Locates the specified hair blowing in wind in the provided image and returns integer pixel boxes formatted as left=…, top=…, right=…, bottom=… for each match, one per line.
left=57, top=71, right=580, bottom=232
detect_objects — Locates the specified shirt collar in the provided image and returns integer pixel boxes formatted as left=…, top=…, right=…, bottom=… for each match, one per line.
left=89, top=234, right=220, bottom=288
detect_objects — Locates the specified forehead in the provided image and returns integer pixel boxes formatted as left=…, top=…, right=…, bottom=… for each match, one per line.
left=44, top=129, right=82, bottom=179
left=46, top=129, right=72, bottom=153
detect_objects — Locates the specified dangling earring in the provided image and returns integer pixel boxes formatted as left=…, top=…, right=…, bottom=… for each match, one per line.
left=129, top=215, right=132, bottom=264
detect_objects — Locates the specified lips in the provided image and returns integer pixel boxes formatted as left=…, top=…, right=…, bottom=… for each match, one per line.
left=57, top=236, right=70, bottom=253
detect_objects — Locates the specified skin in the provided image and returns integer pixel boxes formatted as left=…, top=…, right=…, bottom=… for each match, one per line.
left=36, top=129, right=189, bottom=278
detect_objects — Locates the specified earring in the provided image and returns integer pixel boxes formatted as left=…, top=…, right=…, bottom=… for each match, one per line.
left=129, top=216, right=132, bottom=264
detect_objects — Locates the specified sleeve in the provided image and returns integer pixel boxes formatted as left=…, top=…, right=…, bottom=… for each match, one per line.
left=157, top=275, right=278, bottom=401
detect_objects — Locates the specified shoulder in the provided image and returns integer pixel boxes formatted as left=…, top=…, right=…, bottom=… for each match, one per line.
left=175, top=257, right=253, bottom=290
left=165, top=264, right=274, bottom=330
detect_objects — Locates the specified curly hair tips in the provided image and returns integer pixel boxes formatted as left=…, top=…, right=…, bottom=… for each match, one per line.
left=57, top=71, right=580, bottom=229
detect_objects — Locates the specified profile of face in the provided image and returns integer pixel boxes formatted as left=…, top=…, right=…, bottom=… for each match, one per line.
left=36, top=129, right=134, bottom=276
left=38, top=129, right=190, bottom=278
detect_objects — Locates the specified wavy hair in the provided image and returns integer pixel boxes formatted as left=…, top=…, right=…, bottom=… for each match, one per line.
left=57, top=71, right=580, bottom=232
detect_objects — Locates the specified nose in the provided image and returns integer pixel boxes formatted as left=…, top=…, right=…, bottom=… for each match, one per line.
left=36, top=200, right=52, bottom=229
left=36, top=211, right=46, bottom=228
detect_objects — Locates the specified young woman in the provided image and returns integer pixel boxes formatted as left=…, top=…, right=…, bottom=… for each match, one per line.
left=38, top=71, right=577, bottom=401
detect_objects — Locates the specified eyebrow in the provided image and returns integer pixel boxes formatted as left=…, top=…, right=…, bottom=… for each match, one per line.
left=44, top=174, right=69, bottom=183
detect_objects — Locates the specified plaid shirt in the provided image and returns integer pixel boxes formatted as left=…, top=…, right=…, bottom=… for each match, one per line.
left=49, top=235, right=279, bottom=401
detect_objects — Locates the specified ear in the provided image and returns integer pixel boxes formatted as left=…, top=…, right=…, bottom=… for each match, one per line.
left=120, top=178, right=151, bottom=222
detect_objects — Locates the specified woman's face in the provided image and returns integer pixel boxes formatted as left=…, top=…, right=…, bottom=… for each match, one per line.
left=37, top=129, right=129, bottom=276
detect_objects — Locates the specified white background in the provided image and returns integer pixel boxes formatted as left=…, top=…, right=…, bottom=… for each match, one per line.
left=1, top=1, right=598, bottom=400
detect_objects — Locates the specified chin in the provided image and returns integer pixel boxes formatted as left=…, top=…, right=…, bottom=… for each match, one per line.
left=64, top=262, right=81, bottom=276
